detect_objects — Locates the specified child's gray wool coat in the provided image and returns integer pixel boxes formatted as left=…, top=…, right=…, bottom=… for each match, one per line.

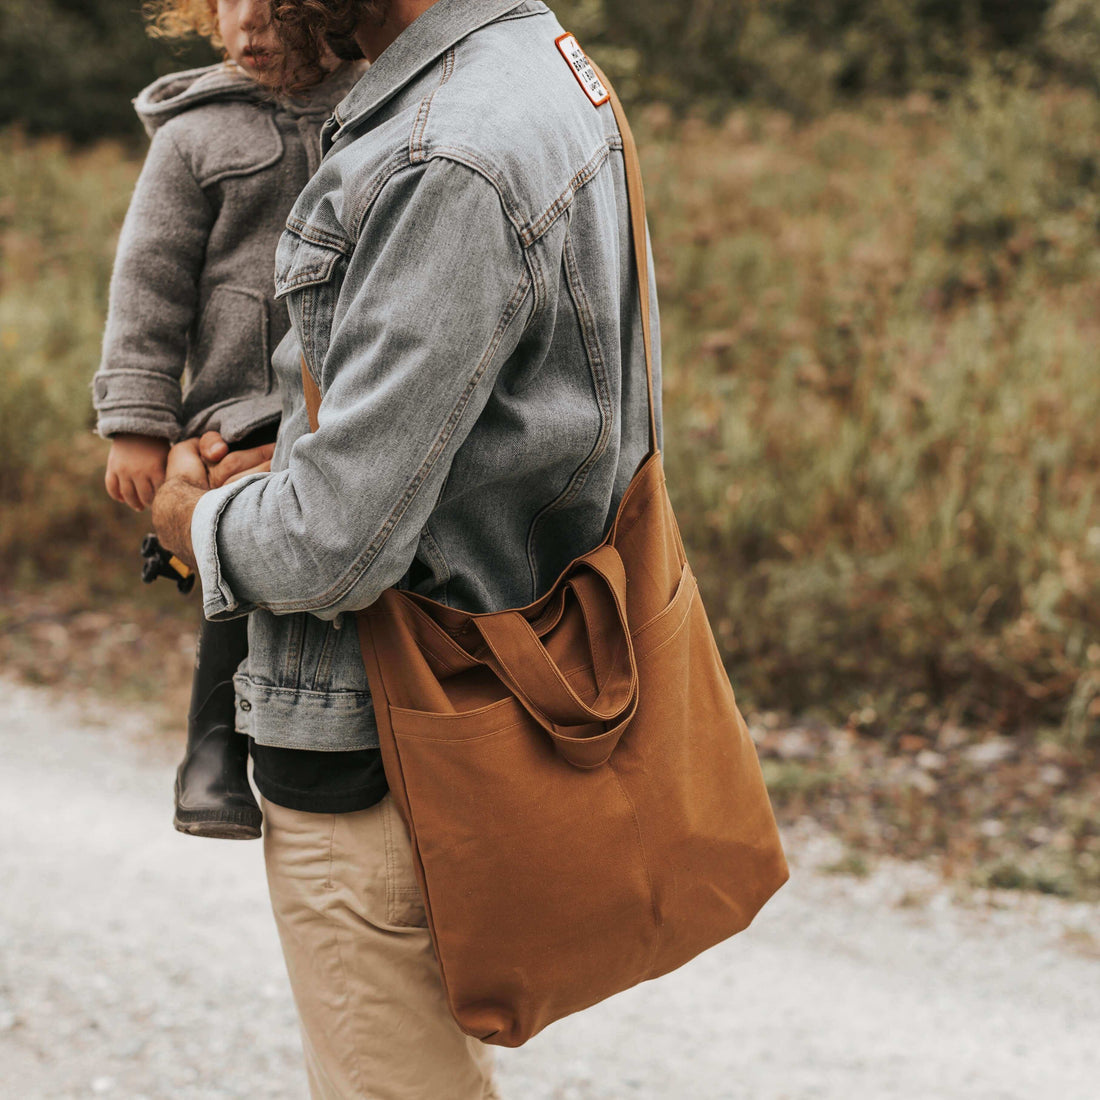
left=93, top=62, right=362, bottom=444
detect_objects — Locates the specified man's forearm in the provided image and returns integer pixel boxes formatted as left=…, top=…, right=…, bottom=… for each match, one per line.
left=152, top=477, right=207, bottom=572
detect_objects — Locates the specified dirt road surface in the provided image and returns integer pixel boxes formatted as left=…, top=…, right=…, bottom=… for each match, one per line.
left=2, top=677, right=1098, bottom=1100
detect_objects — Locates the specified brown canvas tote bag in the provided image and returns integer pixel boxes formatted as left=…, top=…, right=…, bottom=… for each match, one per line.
left=301, top=69, right=788, bottom=1049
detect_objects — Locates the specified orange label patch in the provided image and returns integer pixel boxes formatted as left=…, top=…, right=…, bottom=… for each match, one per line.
left=555, top=33, right=610, bottom=107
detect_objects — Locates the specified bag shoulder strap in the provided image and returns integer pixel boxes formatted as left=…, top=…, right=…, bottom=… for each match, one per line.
left=302, top=59, right=656, bottom=454
left=592, top=63, right=658, bottom=457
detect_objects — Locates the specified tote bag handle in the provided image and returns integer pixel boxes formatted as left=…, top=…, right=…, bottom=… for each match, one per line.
left=472, top=543, right=638, bottom=768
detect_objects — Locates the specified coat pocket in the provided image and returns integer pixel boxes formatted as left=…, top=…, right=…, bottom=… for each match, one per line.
left=185, top=284, right=272, bottom=428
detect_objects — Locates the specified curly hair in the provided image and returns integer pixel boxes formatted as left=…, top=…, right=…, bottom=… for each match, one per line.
left=270, top=1, right=388, bottom=90
left=144, top=0, right=222, bottom=48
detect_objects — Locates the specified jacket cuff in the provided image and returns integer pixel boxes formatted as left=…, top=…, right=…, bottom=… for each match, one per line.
left=96, top=412, right=181, bottom=443
left=93, top=369, right=183, bottom=441
left=191, top=474, right=268, bottom=621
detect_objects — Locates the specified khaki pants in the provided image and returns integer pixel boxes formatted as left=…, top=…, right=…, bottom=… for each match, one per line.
left=261, top=795, right=500, bottom=1100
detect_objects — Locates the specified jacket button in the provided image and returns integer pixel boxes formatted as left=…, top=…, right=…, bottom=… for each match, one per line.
left=240, top=700, right=252, bottom=712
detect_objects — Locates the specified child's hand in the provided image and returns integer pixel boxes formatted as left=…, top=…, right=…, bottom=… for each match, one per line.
left=105, top=434, right=170, bottom=511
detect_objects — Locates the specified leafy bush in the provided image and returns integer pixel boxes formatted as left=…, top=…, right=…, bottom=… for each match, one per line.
left=3, top=0, right=1098, bottom=138
left=0, top=130, right=150, bottom=588
left=0, top=0, right=214, bottom=141
left=640, top=84, right=1100, bottom=739
left=2, top=75, right=1099, bottom=741
left=914, top=67, right=1100, bottom=301
left=558, top=0, right=1087, bottom=115
left=1039, top=0, right=1100, bottom=90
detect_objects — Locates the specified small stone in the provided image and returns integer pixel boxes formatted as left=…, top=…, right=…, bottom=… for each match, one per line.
left=0, top=1010, right=17, bottom=1031
left=91, top=1078, right=114, bottom=1095
left=775, top=728, right=816, bottom=761
left=964, top=739, right=1015, bottom=767
left=906, top=769, right=939, bottom=796
left=1039, top=765, right=1067, bottom=787
left=979, top=818, right=1006, bottom=839
left=916, top=750, right=947, bottom=772
left=937, top=724, right=970, bottom=750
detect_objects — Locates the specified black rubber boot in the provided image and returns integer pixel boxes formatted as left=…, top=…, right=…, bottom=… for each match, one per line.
left=173, top=616, right=262, bottom=840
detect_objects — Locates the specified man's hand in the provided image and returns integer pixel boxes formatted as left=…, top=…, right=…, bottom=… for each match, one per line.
left=151, top=478, right=205, bottom=573
left=152, top=434, right=276, bottom=575
left=152, top=438, right=211, bottom=572
left=105, top=434, right=170, bottom=511
left=198, top=431, right=275, bottom=489
left=165, top=437, right=212, bottom=490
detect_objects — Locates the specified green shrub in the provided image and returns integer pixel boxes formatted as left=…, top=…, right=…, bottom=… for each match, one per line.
left=557, top=0, right=1090, bottom=115
left=642, top=84, right=1100, bottom=738
left=1039, top=0, right=1100, bottom=90
left=2, top=74, right=1099, bottom=740
left=0, top=0, right=214, bottom=141
left=1, top=0, right=1095, bottom=139
left=914, top=67, right=1100, bottom=300
left=0, top=130, right=150, bottom=589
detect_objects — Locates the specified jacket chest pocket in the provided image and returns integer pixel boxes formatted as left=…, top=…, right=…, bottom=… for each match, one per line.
left=274, top=228, right=350, bottom=378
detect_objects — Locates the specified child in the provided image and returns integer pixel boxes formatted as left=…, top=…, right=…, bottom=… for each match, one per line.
left=93, top=0, right=362, bottom=839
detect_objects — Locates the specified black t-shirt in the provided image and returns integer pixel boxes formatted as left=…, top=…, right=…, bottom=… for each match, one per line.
left=232, top=425, right=389, bottom=815
left=250, top=742, right=388, bottom=814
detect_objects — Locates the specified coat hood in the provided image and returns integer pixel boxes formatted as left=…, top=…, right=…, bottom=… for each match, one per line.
left=134, top=64, right=267, bottom=138
left=134, top=62, right=366, bottom=138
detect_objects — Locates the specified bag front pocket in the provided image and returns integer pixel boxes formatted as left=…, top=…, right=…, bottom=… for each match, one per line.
left=387, top=699, right=658, bottom=1044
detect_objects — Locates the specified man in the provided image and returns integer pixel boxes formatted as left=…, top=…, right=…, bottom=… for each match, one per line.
left=153, top=0, right=661, bottom=1095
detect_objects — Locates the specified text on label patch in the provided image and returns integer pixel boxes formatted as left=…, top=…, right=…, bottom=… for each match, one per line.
left=555, top=33, right=610, bottom=108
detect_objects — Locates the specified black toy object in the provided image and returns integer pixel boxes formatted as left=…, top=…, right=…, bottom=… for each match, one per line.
left=141, top=533, right=195, bottom=594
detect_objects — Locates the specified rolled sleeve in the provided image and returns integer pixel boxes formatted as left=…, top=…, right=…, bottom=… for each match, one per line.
left=190, top=473, right=269, bottom=620
left=195, top=158, right=534, bottom=619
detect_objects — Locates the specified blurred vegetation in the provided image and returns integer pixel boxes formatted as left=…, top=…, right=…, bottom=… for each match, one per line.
left=0, top=131, right=157, bottom=590
left=0, top=0, right=215, bottom=141
left=558, top=0, right=1100, bottom=114
left=647, top=79, right=1100, bottom=744
left=3, top=2, right=1098, bottom=895
left=5, top=1, right=1100, bottom=139
left=3, top=68, right=1099, bottom=748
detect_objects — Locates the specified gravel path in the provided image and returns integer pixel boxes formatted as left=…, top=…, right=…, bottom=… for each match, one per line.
left=2, top=677, right=1098, bottom=1100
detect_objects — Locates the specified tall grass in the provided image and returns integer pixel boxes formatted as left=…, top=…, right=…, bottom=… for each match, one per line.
left=2, top=75, right=1099, bottom=738
left=0, top=130, right=150, bottom=589
left=647, top=77, right=1100, bottom=739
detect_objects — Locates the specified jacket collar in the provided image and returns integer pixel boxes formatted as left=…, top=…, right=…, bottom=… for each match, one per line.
left=323, top=0, right=535, bottom=150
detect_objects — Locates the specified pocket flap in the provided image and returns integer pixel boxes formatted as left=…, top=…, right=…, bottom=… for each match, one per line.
left=274, top=229, right=348, bottom=298
left=190, top=107, right=283, bottom=185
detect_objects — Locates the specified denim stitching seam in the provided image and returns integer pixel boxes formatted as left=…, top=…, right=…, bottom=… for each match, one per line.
left=526, top=230, right=615, bottom=587
left=410, top=50, right=456, bottom=163
left=262, top=265, right=533, bottom=613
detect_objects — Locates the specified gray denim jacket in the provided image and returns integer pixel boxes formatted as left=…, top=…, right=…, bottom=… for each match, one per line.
left=93, top=62, right=361, bottom=443
left=191, top=0, right=662, bottom=751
